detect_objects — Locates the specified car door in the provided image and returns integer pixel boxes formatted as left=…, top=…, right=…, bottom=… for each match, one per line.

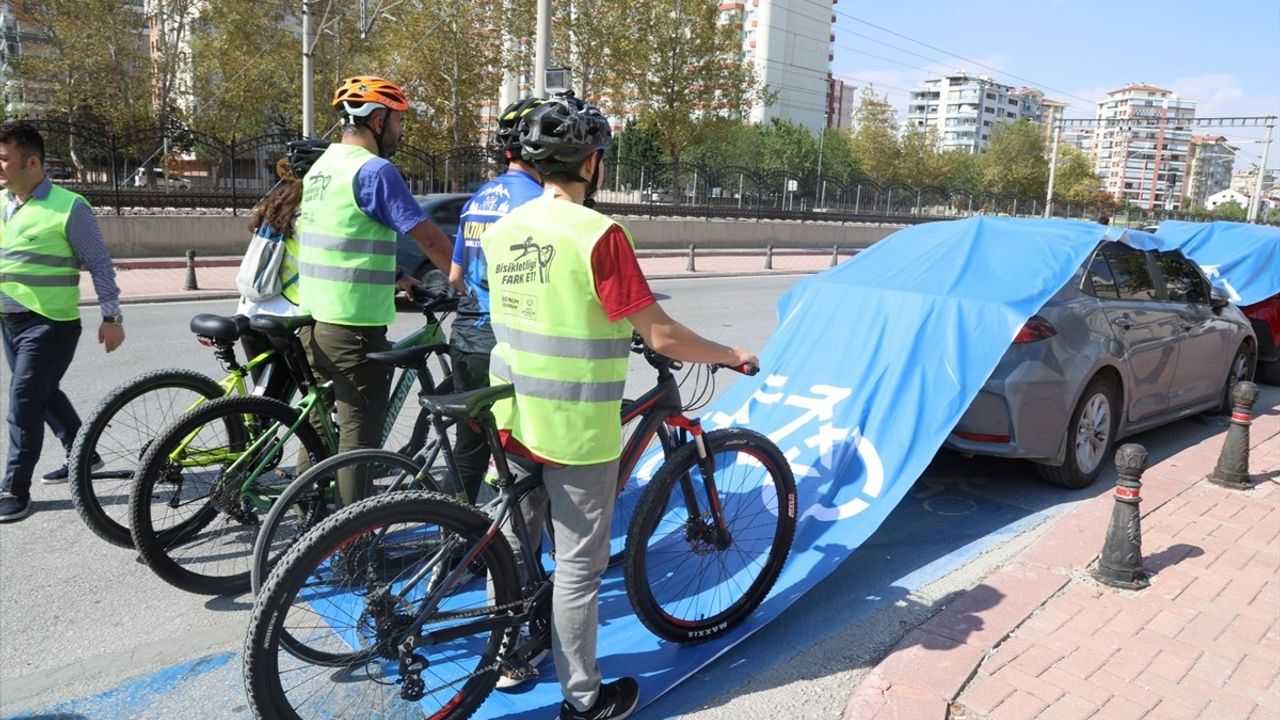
left=1095, top=242, right=1183, bottom=423
left=1154, top=250, right=1226, bottom=408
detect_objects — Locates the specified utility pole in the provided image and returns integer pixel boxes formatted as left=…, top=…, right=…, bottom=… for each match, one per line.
left=534, top=0, right=550, bottom=98
left=301, top=0, right=314, bottom=137
left=1248, top=119, right=1274, bottom=223
left=816, top=113, right=827, bottom=209
left=1043, top=118, right=1061, bottom=218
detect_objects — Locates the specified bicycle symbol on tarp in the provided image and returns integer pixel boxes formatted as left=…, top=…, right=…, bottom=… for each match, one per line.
left=704, top=373, right=884, bottom=524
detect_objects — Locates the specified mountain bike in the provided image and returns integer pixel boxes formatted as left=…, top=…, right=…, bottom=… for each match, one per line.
left=127, top=294, right=458, bottom=595
left=68, top=314, right=287, bottom=548
left=243, top=338, right=796, bottom=718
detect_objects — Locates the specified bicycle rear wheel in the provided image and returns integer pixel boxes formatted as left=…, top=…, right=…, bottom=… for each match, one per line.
left=624, top=427, right=796, bottom=643
left=69, top=368, right=225, bottom=548
left=244, top=492, right=521, bottom=720
left=131, top=395, right=328, bottom=595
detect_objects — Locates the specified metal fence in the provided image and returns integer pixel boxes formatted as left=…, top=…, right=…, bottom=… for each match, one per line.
left=27, top=118, right=1228, bottom=226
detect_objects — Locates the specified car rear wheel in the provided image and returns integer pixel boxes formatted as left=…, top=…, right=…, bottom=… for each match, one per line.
left=1216, top=343, right=1256, bottom=414
left=1037, top=375, right=1118, bottom=490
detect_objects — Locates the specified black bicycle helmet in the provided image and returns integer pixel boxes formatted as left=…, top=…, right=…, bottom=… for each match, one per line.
left=494, top=96, right=544, bottom=161
left=286, top=138, right=330, bottom=179
left=519, top=92, right=612, bottom=176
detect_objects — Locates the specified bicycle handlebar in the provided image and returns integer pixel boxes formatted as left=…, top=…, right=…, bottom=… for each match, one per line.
left=629, top=332, right=758, bottom=376
left=409, top=285, right=461, bottom=314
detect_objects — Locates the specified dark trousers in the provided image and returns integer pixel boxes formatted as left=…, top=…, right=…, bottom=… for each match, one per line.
left=301, top=322, right=392, bottom=506
left=2, top=314, right=83, bottom=500
left=449, top=347, right=492, bottom=504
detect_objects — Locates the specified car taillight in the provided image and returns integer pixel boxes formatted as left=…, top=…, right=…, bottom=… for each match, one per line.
left=1013, top=315, right=1057, bottom=344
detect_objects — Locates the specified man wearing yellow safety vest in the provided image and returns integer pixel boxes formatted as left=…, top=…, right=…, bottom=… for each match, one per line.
left=298, top=76, right=452, bottom=506
left=483, top=93, right=758, bottom=720
left=0, top=122, right=125, bottom=523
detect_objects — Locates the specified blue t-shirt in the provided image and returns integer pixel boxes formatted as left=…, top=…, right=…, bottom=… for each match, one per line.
left=450, top=167, right=543, bottom=354
left=354, top=157, right=428, bottom=235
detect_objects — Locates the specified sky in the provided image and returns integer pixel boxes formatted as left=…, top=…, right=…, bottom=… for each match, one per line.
left=829, top=0, right=1280, bottom=168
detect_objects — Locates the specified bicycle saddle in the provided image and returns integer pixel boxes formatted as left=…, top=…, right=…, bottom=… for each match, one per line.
left=419, top=384, right=515, bottom=420
left=189, top=313, right=251, bottom=342
left=249, top=315, right=316, bottom=336
left=366, top=343, right=450, bottom=369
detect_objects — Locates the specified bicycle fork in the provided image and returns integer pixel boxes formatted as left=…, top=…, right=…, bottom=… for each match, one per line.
left=666, top=417, right=733, bottom=551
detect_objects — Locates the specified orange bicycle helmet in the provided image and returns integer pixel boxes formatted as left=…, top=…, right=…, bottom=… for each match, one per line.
left=332, top=76, right=409, bottom=117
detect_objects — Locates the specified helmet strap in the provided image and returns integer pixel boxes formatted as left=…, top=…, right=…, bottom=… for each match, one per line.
left=582, top=150, right=604, bottom=205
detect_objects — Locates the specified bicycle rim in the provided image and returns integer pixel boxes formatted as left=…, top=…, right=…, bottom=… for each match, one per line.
left=625, top=429, right=796, bottom=642
left=246, top=492, right=519, bottom=720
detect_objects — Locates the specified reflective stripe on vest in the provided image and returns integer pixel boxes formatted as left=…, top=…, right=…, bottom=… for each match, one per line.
left=483, top=196, right=634, bottom=465
left=297, top=144, right=397, bottom=326
left=0, top=184, right=84, bottom=320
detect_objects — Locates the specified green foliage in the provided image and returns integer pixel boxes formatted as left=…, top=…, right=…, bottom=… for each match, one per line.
left=1051, top=146, right=1101, bottom=206
left=1212, top=200, right=1248, bottom=221
left=850, top=88, right=901, bottom=184
left=982, top=120, right=1048, bottom=198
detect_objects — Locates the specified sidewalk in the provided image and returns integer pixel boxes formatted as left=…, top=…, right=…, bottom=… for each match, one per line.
left=79, top=249, right=842, bottom=306
left=847, top=397, right=1280, bottom=720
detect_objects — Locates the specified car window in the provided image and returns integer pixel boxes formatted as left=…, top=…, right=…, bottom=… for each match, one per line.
left=1155, top=251, right=1209, bottom=304
left=1085, top=249, right=1120, bottom=299
left=1100, top=243, right=1158, bottom=301
left=431, top=199, right=465, bottom=227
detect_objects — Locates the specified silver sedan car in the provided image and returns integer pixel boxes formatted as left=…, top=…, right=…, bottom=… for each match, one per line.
left=945, top=240, right=1256, bottom=488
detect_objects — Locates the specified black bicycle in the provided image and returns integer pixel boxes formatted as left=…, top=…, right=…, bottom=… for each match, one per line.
left=244, top=337, right=796, bottom=719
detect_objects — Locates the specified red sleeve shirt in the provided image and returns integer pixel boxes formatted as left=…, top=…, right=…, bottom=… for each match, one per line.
left=591, top=224, right=656, bottom=321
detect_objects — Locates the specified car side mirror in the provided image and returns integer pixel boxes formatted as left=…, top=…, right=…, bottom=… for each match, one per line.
left=1209, top=285, right=1230, bottom=310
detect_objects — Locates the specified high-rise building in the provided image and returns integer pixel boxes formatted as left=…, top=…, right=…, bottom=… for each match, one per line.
left=729, top=0, right=834, bottom=131
left=827, top=75, right=856, bottom=129
left=1093, top=83, right=1195, bottom=211
left=1029, top=91, right=1069, bottom=143
left=906, top=72, right=1045, bottom=153
left=1183, top=135, right=1236, bottom=208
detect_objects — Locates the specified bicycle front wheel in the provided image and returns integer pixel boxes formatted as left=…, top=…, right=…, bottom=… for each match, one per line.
left=131, top=395, right=329, bottom=595
left=244, top=491, right=521, bottom=720
left=69, top=368, right=225, bottom=548
left=624, top=427, right=796, bottom=643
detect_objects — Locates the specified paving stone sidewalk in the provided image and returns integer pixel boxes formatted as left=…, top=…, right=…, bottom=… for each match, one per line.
left=78, top=249, right=843, bottom=306
left=847, top=399, right=1280, bottom=720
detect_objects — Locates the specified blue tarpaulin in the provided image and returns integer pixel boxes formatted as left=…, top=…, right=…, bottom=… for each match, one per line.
left=1156, top=220, right=1280, bottom=306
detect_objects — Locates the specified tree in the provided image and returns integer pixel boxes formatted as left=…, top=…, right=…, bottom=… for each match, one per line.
left=625, top=0, right=765, bottom=179
left=148, top=0, right=201, bottom=129
left=938, top=149, right=984, bottom=193
left=849, top=88, right=900, bottom=185
left=1212, top=200, right=1247, bottom=221
left=1051, top=146, right=1101, bottom=207
left=982, top=120, right=1048, bottom=199
left=897, top=125, right=948, bottom=188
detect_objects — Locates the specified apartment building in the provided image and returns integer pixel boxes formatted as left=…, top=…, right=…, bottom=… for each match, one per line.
left=1183, top=135, right=1236, bottom=208
left=1230, top=166, right=1277, bottom=196
left=827, top=75, right=856, bottom=129
left=905, top=72, right=1045, bottom=153
left=724, top=0, right=834, bottom=131
left=1094, top=83, right=1195, bottom=211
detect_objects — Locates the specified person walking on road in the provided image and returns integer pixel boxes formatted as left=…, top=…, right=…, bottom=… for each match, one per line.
left=297, top=76, right=452, bottom=507
left=447, top=96, right=544, bottom=505
left=0, top=121, right=125, bottom=522
left=483, top=93, right=758, bottom=720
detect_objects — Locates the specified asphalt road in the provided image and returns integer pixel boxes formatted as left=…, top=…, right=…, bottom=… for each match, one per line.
left=0, top=275, right=1266, bottom=719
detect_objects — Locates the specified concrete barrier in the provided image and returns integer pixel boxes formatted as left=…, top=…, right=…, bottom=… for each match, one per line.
left=97, top=215, right=903, bottom=258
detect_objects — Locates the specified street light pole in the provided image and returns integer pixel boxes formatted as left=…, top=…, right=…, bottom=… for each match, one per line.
left=301, top=0, right=314, bottom=137
left=1043, top=118, right=1062, bottom=218
left=1248, top=119, right=1273, bottom=223
left=534, top=0, right=550, bottom=97
left=816, top=113, right=827, bottom=209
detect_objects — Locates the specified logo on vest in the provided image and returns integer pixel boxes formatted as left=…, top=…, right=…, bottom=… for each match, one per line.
left=495, top=237, right=555, bottom=285
left=302, top=172, right=332, bottom=205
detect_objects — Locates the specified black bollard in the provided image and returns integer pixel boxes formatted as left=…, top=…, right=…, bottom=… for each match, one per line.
left=830, top=245, right=840, bottom=267
left=1092, top=443, right=1150, bottom=590
left=1207, top=381, right=1260, bottom=489
left=686, top=244, right=696, bottom=272
left=764, top=244, right=774, bottom=270
left=183, top=249, right=199, bottom=291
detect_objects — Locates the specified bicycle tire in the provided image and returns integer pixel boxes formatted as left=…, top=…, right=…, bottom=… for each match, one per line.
left=69, top=368, right=225, bottom=548
left=244, top=491, right=521, bottom=720
left=131, top=395, right=329, bottom=595
left=624, top=427, right=796, bottom=643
